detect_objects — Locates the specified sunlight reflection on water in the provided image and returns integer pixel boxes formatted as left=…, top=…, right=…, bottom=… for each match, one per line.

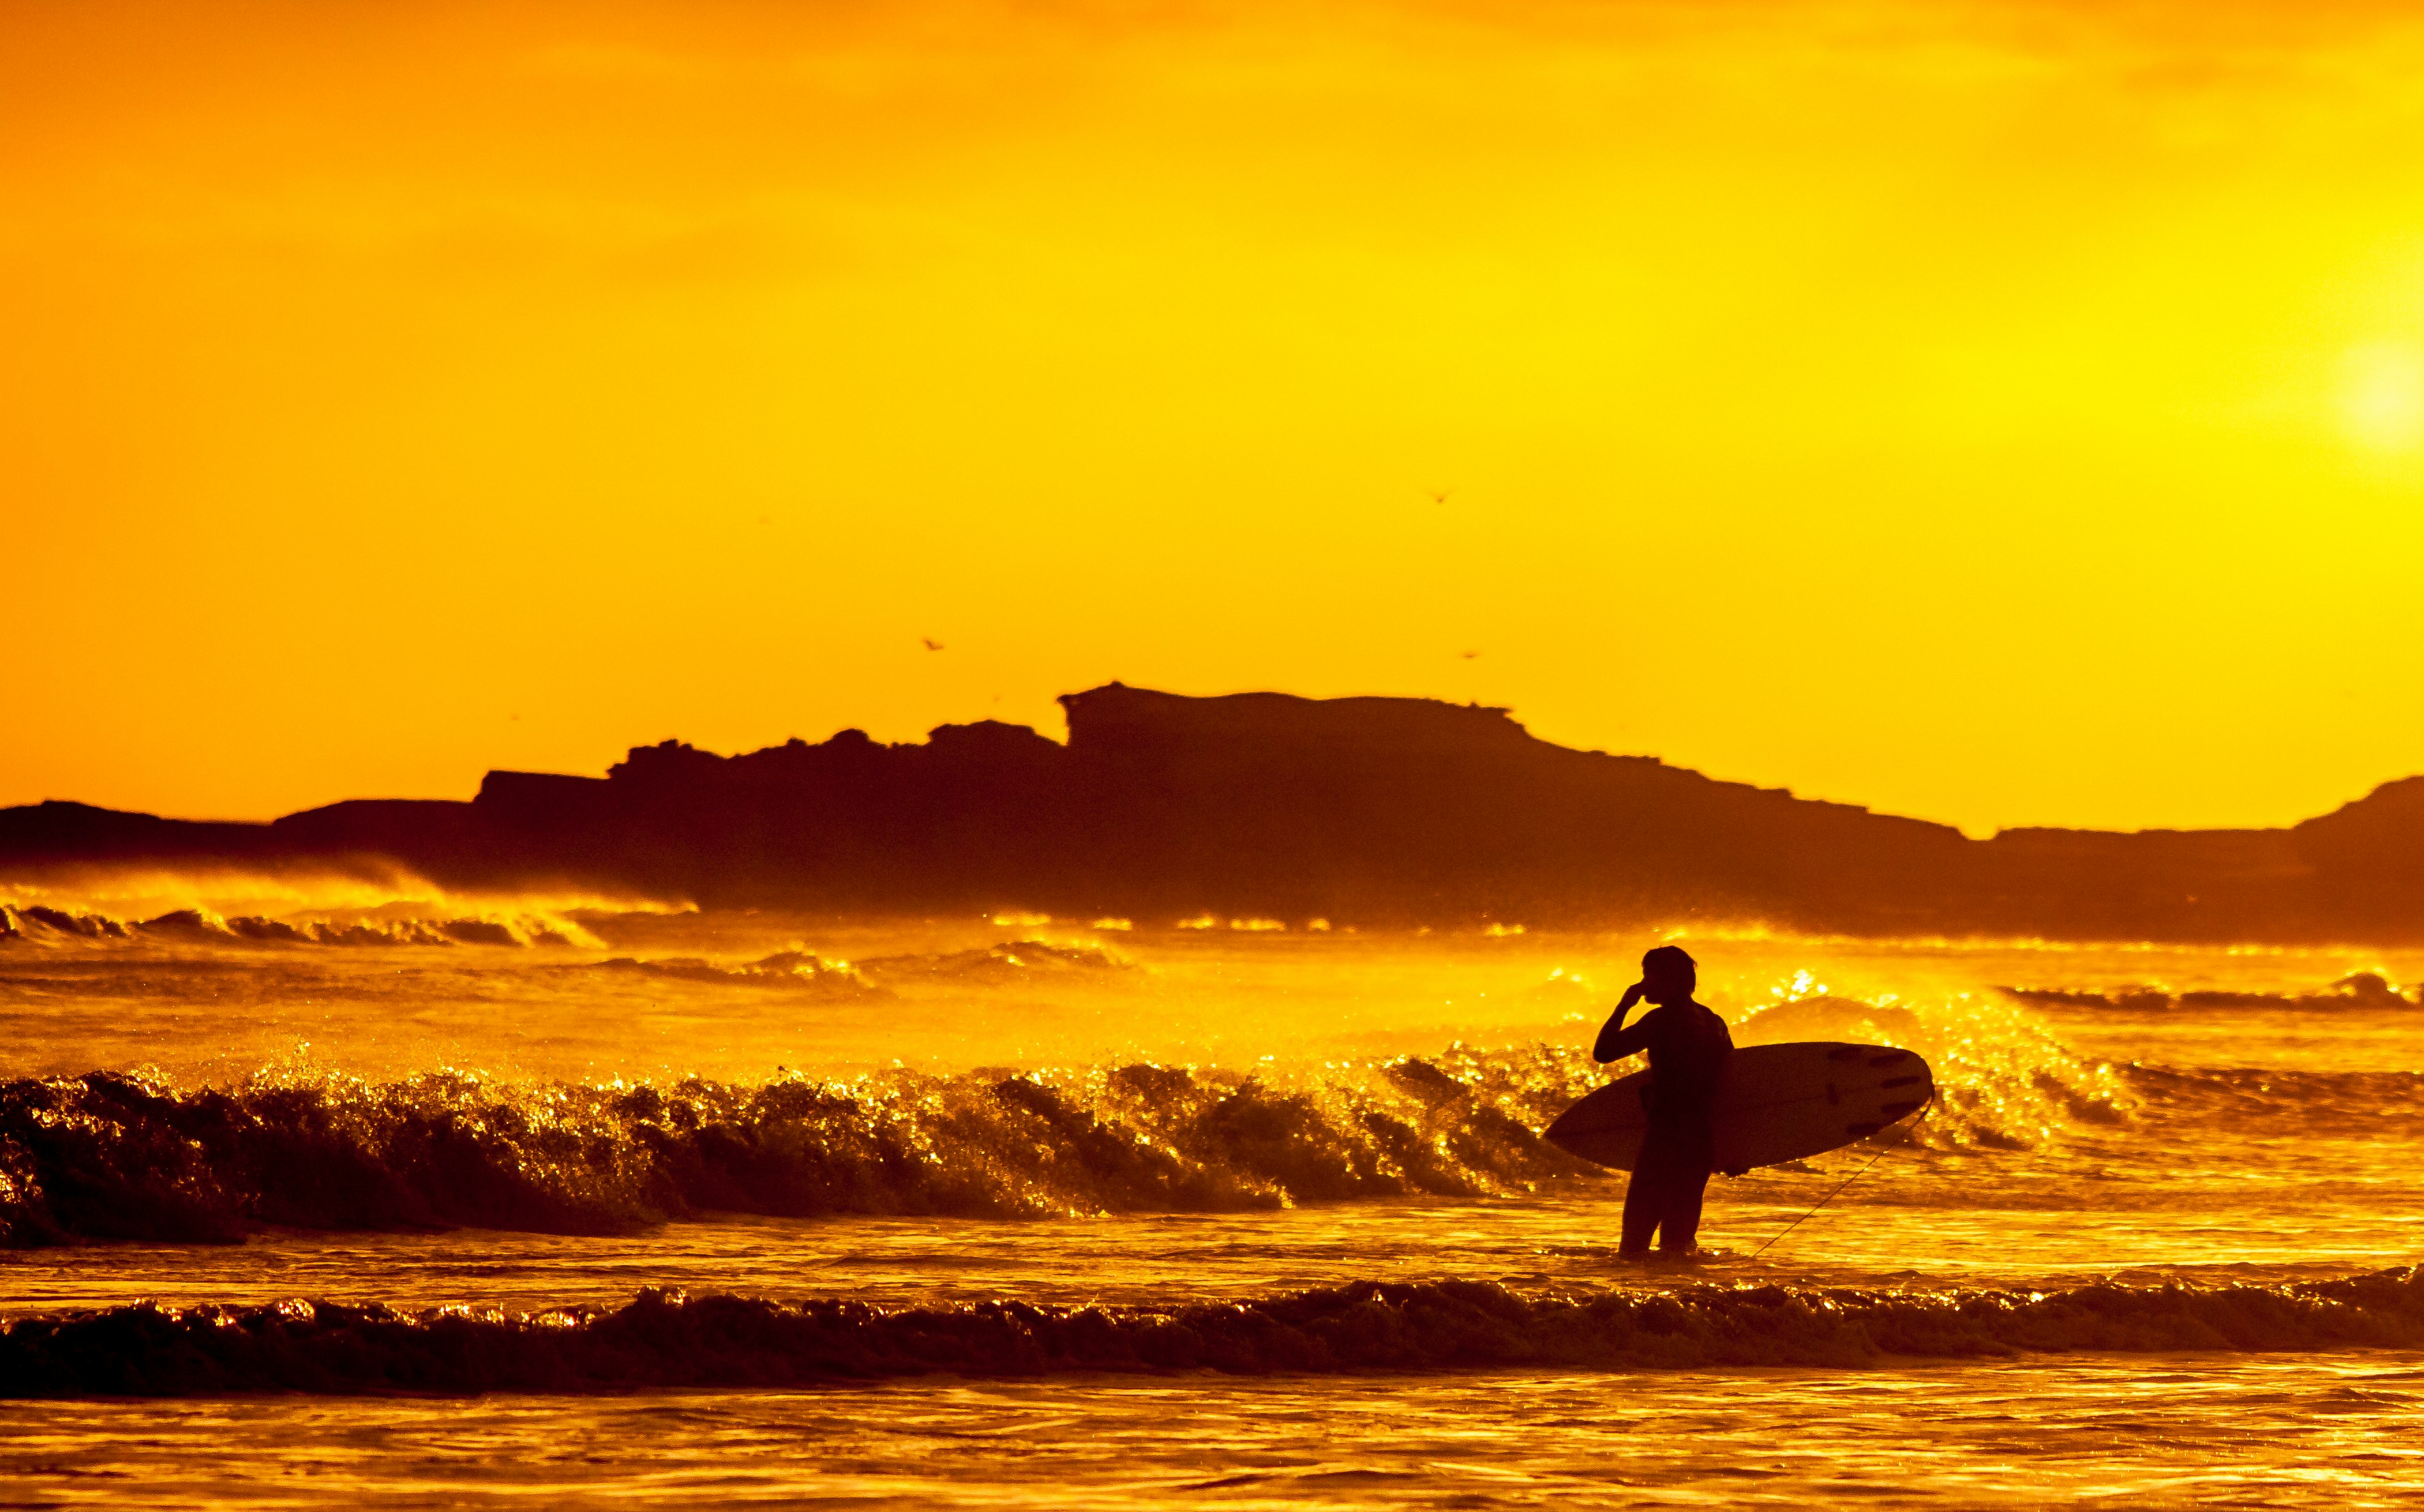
left=2, top=1358, right=2420, bottom=1509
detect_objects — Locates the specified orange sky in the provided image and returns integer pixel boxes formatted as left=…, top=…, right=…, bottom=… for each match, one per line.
left=7, top=0, right=2424, bottom=835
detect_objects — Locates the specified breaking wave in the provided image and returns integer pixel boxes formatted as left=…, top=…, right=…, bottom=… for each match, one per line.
left=571, top=940, right=1131, bottom=996
left=1996, top=973, right=2421, bottom=1011
left=6, top=1268, right=2422, bottom=1397
left=0, top=904, right=597, bottom=949
left=0, top=903, right=1132, bottom=992
left=576, top=951, right=889, bottom=996
left=1729, top=992, right=2132, bottom=1146
left=0, top=1051, right=1607, bottom=1247
left=0, top=1007, right=2252, bottom=1251
left=855, top=939, right=1132, bottom=982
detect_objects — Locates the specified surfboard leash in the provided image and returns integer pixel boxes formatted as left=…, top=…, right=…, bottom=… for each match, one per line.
left=1742, top=1090, right=1936, bottom=1262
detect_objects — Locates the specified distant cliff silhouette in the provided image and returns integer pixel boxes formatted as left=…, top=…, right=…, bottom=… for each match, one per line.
left=6, top=683, right=2423, bottom=943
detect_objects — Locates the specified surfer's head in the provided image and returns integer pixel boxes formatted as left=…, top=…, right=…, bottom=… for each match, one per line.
left=1638, top=945, right=1696, bottom=1004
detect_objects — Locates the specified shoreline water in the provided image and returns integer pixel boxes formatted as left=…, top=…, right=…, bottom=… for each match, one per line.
left=3, top=913, right=2421, bottom=1501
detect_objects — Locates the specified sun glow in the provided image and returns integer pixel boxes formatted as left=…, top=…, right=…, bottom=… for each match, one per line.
left=2341, top=340, right=2424, bottom=454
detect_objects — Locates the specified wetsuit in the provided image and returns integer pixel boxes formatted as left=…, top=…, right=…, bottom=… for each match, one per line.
left=1600, top=1001, right=1734, bottom=1254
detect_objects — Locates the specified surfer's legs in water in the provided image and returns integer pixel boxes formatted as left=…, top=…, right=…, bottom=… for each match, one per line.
left=1621, top=1122, right=1715, bottom=1256
left=1657, top=1147, right=1709, bottom=1253
left=1617, top=1168, right=1664, bottom=1255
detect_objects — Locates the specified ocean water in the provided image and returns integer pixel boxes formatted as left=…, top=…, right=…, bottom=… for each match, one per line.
left=2, top=893, right=2422, bottom=1507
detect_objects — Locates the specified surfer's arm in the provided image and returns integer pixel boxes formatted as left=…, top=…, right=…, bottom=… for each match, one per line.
left=1593, top=984, right=1651, bottom=1063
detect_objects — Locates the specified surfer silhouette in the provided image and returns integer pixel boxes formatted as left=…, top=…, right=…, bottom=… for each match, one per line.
left=1593, top=945, right=1734, bottom=1257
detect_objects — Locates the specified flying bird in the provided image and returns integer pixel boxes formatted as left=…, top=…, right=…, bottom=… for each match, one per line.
left=1459, top=650, right=1481, bottom=659
left=1429, top=490, right=1453, bottom=504
left=921, top=638, right=945, bottom=651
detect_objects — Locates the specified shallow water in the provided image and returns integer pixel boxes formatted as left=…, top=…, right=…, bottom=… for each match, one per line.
left=4, top=1360, right=2421, bottom=1509
left=2, top=900, right=2421, bottom=1504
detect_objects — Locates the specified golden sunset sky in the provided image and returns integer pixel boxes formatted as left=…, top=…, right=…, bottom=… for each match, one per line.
left=7, top=0, right=2424, bottom=835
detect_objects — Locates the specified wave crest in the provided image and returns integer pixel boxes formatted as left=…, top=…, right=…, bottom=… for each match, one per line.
left=1731, top=991, right=2131, bottom=1146
left=0, top=1013, right=2218, bottom=1249
left=858, top=940, right=1133, bottom=982
left=0, top=1054, right=1603, bottom=1247
left=578, top=951, right=887, bottom=996
left=0, top=904, right=599, bottom=949
left=7, top=1269, right=2422, bottom=1396
left=1996, top=973, right=2421, bottom=1011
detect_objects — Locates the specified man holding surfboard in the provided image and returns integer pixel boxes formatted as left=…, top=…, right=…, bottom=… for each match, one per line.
left=1593, top=945, right=1734, bottom=1257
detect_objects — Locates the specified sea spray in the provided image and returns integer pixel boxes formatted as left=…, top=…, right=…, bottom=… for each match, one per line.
left=0, top=903, right=602, bottom=949
left=1731, top=988, right=2131, bottom=1145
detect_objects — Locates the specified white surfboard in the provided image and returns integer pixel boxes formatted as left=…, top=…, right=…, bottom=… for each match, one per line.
left=1544, top=1041, right=1934, bottom=1174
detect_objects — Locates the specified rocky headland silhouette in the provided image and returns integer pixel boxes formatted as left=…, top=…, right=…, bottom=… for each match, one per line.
left=6, top=683, right=2423, bottom=943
